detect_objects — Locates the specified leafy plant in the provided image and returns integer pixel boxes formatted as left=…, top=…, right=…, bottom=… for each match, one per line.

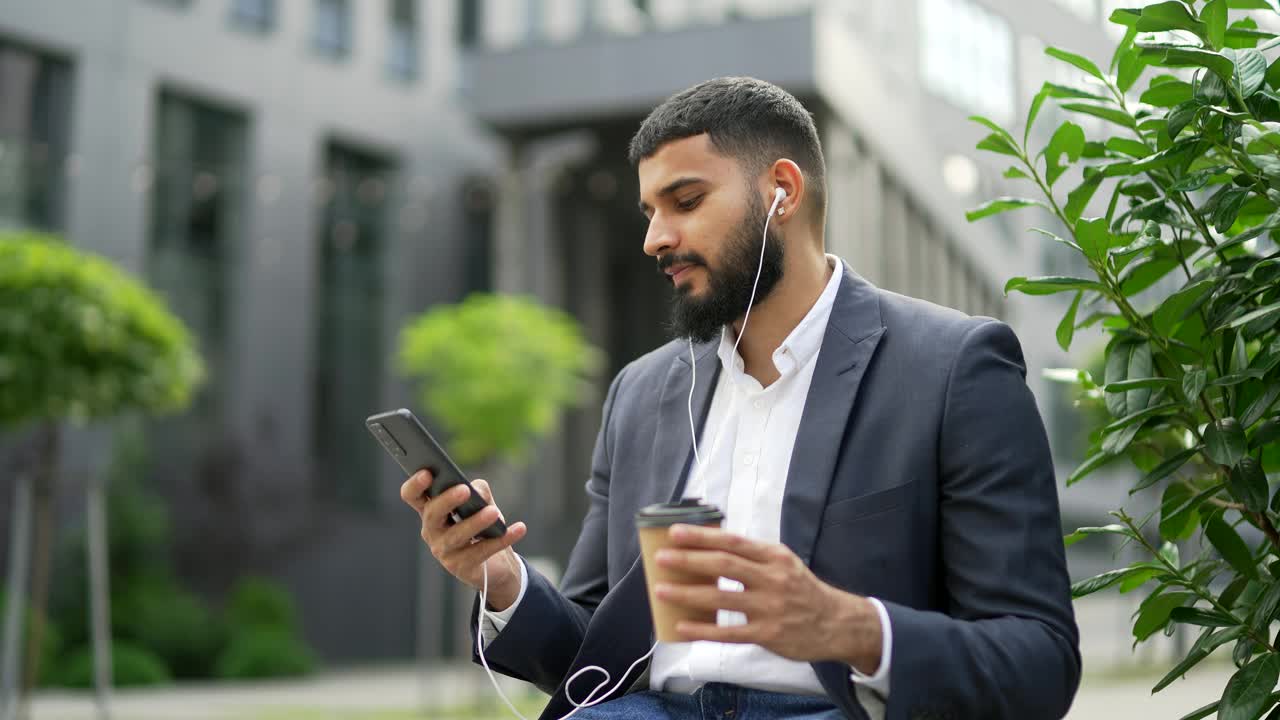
left=53, top=641, right=171, bottom=689
left=0, top=230, right=204, bottom=695
left=969, top=3, right=1280, bottom=718
left=214, top=627, right=316, bottom=680
left=396, top=293, right=602, bottom=467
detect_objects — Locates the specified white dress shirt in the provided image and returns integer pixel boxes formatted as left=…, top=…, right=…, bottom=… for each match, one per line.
left=483, top=255, right=891, bottom=718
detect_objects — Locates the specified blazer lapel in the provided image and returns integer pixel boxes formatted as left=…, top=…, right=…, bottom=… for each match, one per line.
left=781, top=267, right=886, bottom=565
left=648, top=340, right=721, bottom=506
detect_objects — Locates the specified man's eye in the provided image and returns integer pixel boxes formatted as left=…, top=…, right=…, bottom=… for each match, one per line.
left=677, top=196, right=703, bottom=211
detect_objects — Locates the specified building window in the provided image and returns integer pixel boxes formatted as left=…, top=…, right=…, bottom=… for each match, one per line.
left=918, top=0, right=1015, bottom=124
left=313, top=143, right=395, bottom=510
left=313, top=0, right=352, bottom=58
left=147, top=89, right=248, bottom=465
left=387, top=0, right=418, bottom=81
left=0, top=39, right=73, bottom=232
left=230, top=0, right=275, bottom=32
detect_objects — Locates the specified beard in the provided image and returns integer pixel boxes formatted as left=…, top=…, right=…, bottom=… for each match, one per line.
left=660, top=191, right=785, bottom=344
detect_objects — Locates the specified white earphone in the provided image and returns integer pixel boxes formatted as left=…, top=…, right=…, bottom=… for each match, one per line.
left=475, top=185, right=790, bottom=720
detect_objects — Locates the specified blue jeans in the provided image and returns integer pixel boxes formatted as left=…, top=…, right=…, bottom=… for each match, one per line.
left=564, top=682, right=844, bottom=719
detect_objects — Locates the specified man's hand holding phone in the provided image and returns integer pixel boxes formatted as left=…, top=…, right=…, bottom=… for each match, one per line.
left=400, top=470, right=528, bottom=612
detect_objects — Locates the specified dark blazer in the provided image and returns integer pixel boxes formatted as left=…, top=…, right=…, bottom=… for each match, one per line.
left=471, top=263, right=1081, bottom=720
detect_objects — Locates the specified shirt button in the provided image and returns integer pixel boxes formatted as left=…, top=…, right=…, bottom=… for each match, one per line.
left=743, top=455, right=756, bottom=466
left=753, top=399, right=765, bottom=410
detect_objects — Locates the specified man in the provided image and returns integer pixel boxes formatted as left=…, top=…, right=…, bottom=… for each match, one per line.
left=401, top=77, right=1081, bottom=720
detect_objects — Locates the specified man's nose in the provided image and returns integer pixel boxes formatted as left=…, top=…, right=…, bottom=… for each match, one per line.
left=643, top=217, right=677, bottom=257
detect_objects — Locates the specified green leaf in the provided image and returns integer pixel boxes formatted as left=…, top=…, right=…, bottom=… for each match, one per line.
left=1068, top=450, right=1119, bottom=486
left=1184, top=368, right=1209, bottom=401
left=1118, top=44, right=1149, bottom=94
left=1044, top=122, right=1087, bottom=187
left=1226, top=48, right=1269, bottom=98
left=1105, top=377, right=1178, bottom=392
left=1004, top=276, right=1108, bottom=296
left=1155, top=626, right=1245, bottom=693
left=1155, top=281, right=1214, bottom=336
left=1227, top=0, right=1275, bottom=8
left=1207, top=514, right=1259, bottom=580
left=1071, top=567, right=1136, bottom=597
left=1134, top=591, right=1195, bottom=640
left=1251, top=418, right=1280, bottom=449
left=1211, top=188, right=1252, bottom=233
left=1160, top=482, right=1204, bottom=540
left=1197, top=67, right=1231, bottom=106
left=1075, top=216, right=1113, bottom=263
left=1168, top=100, right=1202, bottom=139
left=1225, top=301, right=1280, bottom=330
left=1064, top=523, right=1137, bottom=547
left=1219, top=654, right=1280, bottom=720
left=976, top=133, right=1021, bottom=158
left=1119, top=256, right=1180, bottom=295
left=1206, top=418, right=1248, bottom=466
left=1250, top=581, right=1280, bottom=635
left=1132, top=446, right=1202, bottom=494
left=1105, top=137, right=1153, bottom=158
left=1057, top=291, right=1082, bottom=352
left=1169, top=606, right=1239, bottom=627
left=1106, top=342, right=1155, bottom=418
left=1178, top=700, right=1222, bottom=720
left=1242, top=385, right=1280, bottom=428
left=1141, top=45, right=1237, bottom=85
left=964, top=197, right=1042, bottom=222
left=1060, top=102, right=1139, bottom=131
left=1204, top=0, right=1228, bottom=50
left=1160, top=540, right=1180, bottom=568
left=1065, top=172, right=1105, bottom=224
left=1228, top=456, right=1268, bottom=512
left=1100, top=401, right=1180, bottom=436
left=1045, top=46, right=1105, bottom=81
left=1142, top=78, right=1195, bottom=108
left=1120, top=566, right=1165, bottom=593
left=969, top=115, right=1014, bottom=142
left=1136, top=1, right=1207, bottom=37
left=1004, top=166, right=1030, bottom=180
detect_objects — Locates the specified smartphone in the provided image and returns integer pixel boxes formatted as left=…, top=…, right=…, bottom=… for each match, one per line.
left=366, top=408, right=507, bottom=541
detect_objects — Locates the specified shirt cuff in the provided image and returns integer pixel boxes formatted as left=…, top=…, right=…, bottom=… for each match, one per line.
left=848, top=597, right=892, bottom=698
left=479, top=556, right=528, bottom=644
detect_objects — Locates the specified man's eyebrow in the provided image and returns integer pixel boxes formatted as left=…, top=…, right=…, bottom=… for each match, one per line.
left=637, top=177, right=707, bottom=213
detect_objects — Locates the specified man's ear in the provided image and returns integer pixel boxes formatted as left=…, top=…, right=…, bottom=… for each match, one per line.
left=768, top=159, right=805, bottom=220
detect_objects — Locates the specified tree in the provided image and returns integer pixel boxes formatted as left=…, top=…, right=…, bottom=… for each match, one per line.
left=396, top=293, right=602, bottom=470
left=970, top=3, right=1280, bottom=717
left=0, top=231, right=203, bottom=712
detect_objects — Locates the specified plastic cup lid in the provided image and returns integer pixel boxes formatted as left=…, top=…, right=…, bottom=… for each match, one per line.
left=634, top=498, right=724, bottom=528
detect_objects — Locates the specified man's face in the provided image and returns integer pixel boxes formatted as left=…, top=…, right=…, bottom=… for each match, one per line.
left=637, top=135, right=784, bottom=344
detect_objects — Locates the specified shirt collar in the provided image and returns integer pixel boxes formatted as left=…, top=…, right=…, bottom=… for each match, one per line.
left=717, top=254, right=844, bottom=378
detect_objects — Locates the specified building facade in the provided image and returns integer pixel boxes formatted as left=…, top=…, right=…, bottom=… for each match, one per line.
left=1, top=0, right=1124, bottom=663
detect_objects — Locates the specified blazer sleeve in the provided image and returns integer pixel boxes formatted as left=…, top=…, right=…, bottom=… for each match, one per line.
left=468, top=363, right=627, bottom=694
left=880, top=319, right=1082, bottom=720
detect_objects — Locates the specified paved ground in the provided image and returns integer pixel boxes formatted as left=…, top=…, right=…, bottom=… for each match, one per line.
left=10, top=596, right=1244, bottom=719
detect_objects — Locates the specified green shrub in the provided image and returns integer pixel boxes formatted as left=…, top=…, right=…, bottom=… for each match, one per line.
left=214, top=627, right=316, bottom=680
left=224, top=577, right=300, bottom=633
left=53, top=641, right=171, bottom=688
left=968, top=3, right=1280, bottom=716
left=111, top=576, right=226, bottom=679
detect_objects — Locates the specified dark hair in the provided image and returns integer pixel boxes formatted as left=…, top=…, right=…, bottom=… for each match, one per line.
left=628, top=76, right=826, bottom=219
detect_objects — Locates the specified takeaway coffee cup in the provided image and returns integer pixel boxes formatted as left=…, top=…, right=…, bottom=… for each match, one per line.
left=635, top=499, right=726, bottom=642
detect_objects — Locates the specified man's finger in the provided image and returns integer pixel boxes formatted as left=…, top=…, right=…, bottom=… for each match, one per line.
left=400, top=470, right=434, bottom=511
left=438, top=504, right=503, bottom=552
left=667, top=525, right=775, bottom=563
left=653, top=582, right=760, bottom=615
left=423, top=483, right=473, bottom=527
left=656, top=549, right=768, bottom=587
left=447, top=522, right=528, bottom=568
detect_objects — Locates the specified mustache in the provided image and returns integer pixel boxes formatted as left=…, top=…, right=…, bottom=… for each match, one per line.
left=657, top=252, right=708, bottom=276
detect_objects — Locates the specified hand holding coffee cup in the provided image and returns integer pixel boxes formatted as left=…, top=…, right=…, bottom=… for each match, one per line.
left=635, top=499, right=726, bottom=642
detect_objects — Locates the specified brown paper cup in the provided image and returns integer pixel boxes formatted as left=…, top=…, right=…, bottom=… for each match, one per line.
left=635, top=500, right=725, bottom=643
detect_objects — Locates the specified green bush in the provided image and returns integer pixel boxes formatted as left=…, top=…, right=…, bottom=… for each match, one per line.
left=0, top=587, right=63, bottom=686
left=224, top=577, right=300, bottom=633
left=53, top=641, right=171, bottom=689
left=969, top=3, right=1280, bottom=717
left=214, top=627, right=316, bottom=680
left=111, top=576, right=226, bottom=679
left=396, top=293, right=602, bottom=467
